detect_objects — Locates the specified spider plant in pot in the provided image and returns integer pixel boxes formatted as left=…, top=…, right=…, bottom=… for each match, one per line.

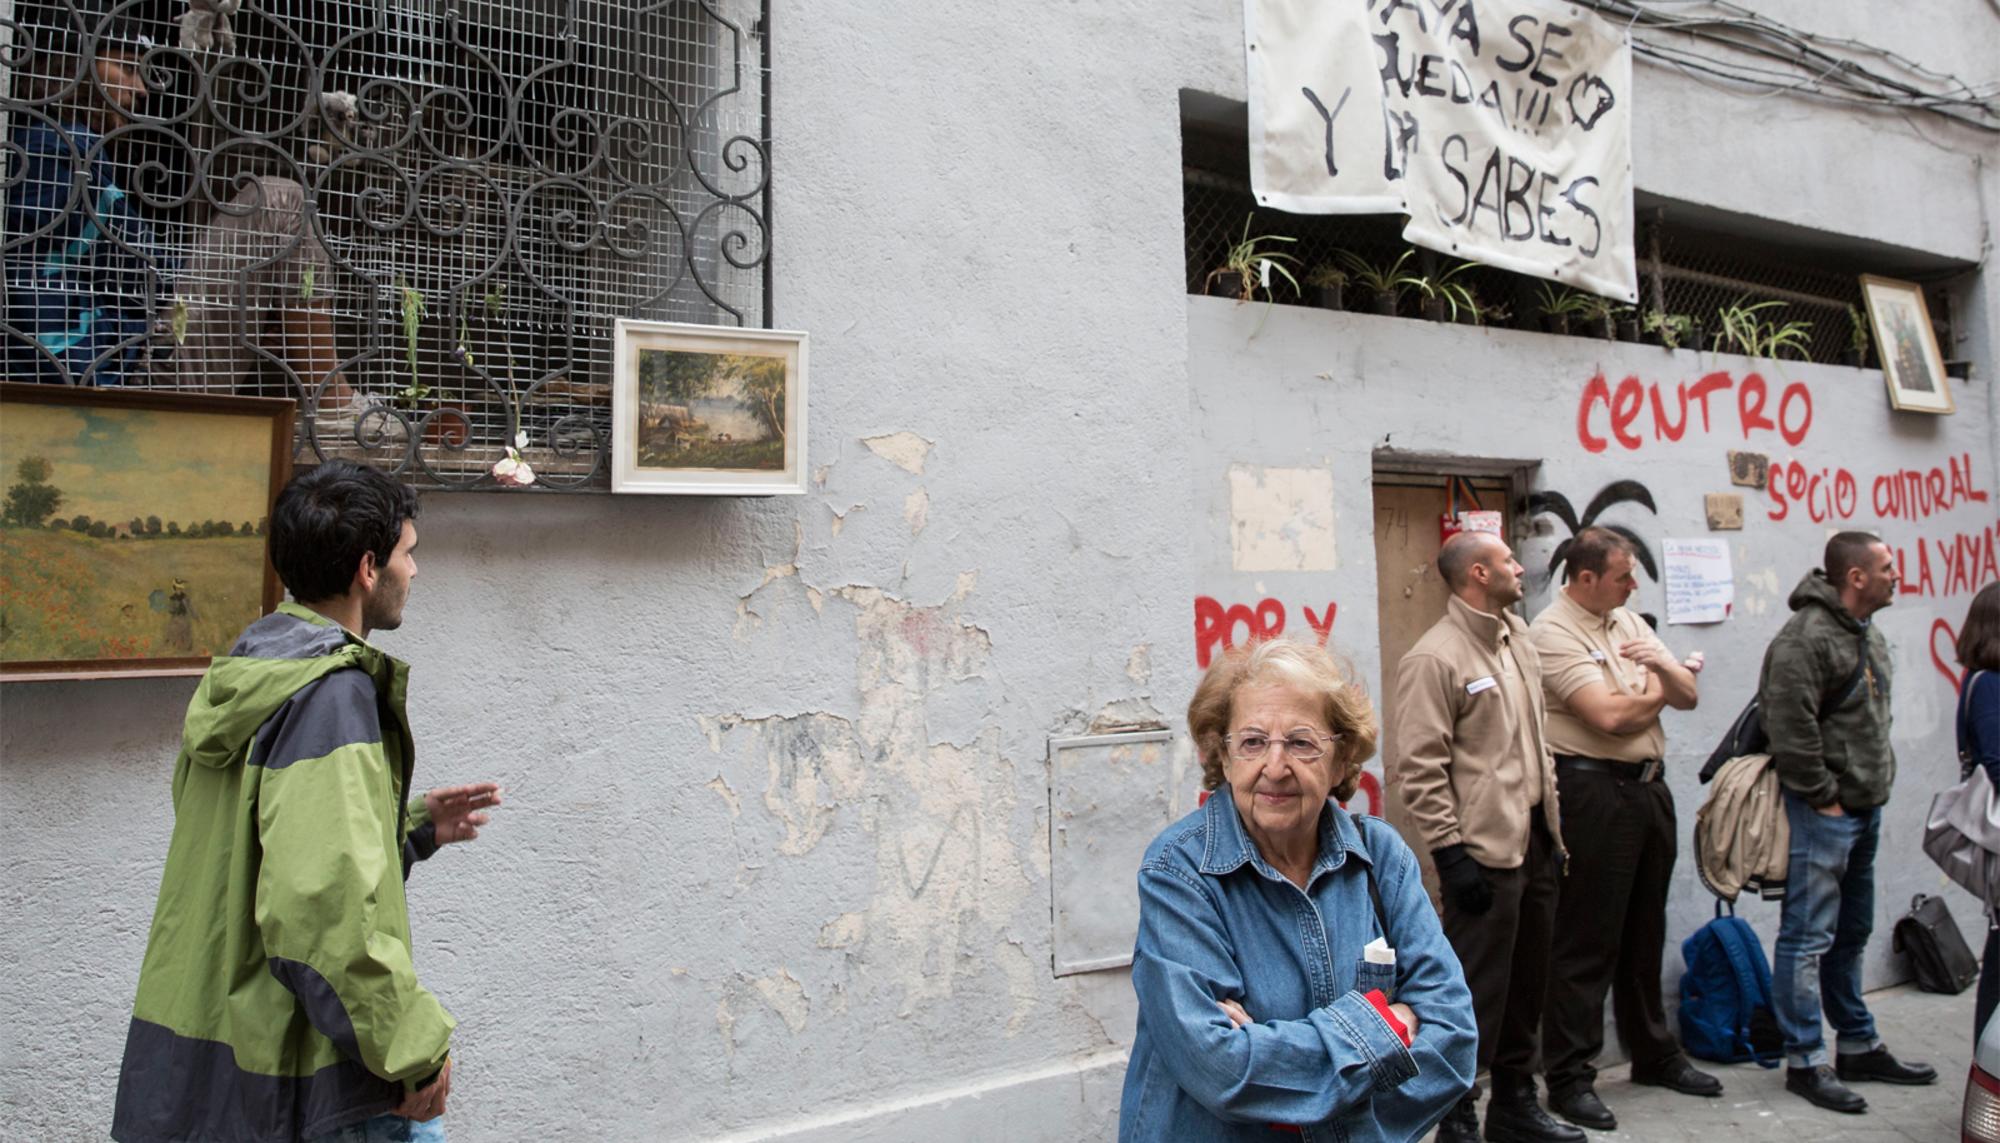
left=1205, top=214, right=1302, bottom=303
left=1573, top=292, right=1618, bottom=340
left=1842, top=303, right=1870, bottom=367
left=1614, top=304, right=1641, bottom=343
left=1756, top=315, right=1814, bottom=361
left=1642, top=309, right=1693, bottom=350
left=1303, top=262, right=1350, bottom=312
left=1534, top=282, right=1591, bottom=336
left=1411, top=260, right=1478, bottom=323
left=1714, top=297, right=1782, bottom=355
left=1336, top=248, right=1420, bottom=316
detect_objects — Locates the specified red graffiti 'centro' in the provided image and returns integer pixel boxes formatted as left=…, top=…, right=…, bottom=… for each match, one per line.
left=1576, top=370, right=1811, bottom=452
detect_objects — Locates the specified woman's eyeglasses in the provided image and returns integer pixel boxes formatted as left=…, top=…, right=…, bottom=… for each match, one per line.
left=1226, top=730, right=1340, bottom=763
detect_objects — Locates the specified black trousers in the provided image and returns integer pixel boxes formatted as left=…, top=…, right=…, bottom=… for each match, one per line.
left=1541, top=762, right=1682, bottom=1095
left=1443, top=809, right=1560, bottom=1093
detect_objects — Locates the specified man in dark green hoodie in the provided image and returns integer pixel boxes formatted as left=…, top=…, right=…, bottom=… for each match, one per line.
left=113, top=460, right=501, bottom=1143
left=1760, top=530, right=1936, bottom=1116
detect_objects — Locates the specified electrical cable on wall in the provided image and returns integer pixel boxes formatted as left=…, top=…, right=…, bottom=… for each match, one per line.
left=1572, top=0, right=2000, bottom=132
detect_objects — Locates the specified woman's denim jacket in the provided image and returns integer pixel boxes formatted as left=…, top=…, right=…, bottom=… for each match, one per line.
left=1118, top=787, right=1477, bottom=1142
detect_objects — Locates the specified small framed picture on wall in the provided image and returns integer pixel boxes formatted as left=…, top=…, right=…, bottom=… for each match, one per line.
left=611, top=320, right=808, bottom=495
left=1859, top=275, right=1954, bottom=415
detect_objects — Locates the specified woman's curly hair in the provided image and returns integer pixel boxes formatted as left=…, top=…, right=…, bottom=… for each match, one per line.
left=1187, top=639, right=1379, bottom=799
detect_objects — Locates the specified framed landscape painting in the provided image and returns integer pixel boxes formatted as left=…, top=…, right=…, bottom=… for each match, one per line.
left=0, top=383, right=293, bottom=681
left=1860, top=274, right=1954, bottom=415
left=611, top=320, right=808, bottom=495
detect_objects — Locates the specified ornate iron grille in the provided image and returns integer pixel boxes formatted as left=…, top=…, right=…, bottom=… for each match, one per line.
left=1183, top=167, right=1953, bottom=369
left=3, top=0, right=769, bottom=490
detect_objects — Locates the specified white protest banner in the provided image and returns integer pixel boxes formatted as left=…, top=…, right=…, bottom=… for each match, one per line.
left=1663, top=538, right=1734, bottom=625
left=1245, top=0, right=1637, bottom=302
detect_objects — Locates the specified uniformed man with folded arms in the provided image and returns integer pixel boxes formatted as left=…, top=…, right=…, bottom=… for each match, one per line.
left=1529, top=527, right=1719, bottom=1132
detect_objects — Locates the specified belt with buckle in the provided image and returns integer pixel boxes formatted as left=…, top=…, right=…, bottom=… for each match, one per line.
left=1555, top=753, right=1662, bottom=783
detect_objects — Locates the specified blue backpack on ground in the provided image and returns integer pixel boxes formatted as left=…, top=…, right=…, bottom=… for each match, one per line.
left=1679, top=904, right=1783, bottom=1067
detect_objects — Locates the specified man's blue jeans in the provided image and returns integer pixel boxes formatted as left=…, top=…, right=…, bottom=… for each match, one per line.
left=1772, top=791, right=1883, bottom=1069
left=307, top=1115, right=447, bottom=1143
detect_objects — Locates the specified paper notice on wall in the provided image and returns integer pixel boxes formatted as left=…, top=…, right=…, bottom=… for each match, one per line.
left=1244, top=0, right=1638, bottom=301
left=1664, top=538, right=1734, bottom=625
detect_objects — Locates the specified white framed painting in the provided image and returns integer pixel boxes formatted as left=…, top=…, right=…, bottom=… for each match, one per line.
left=611, top=320, right=808, bottom=495
left=1859, top=275, right=1953, bottom=415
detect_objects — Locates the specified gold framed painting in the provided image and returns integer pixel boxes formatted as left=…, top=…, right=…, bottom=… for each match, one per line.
left=1, top=383, right=294, bottom=681
left=1859, top=274, right=1954, bottom=415
left=611, top=319, right=808, bottom=495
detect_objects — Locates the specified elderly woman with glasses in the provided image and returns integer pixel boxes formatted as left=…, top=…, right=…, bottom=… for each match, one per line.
left=1118, top=640, right=1476, bottom=1142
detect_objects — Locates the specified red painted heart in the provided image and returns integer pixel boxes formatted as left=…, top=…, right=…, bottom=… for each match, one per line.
left=1932, top=617, right=1965, bottom=691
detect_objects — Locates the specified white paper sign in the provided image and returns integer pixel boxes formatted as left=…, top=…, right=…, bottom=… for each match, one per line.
left=1664, top=538, right=1734, bottom=625
left=1245, top=0, right=1637, bottom=301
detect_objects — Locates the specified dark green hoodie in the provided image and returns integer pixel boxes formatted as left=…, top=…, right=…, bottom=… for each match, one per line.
left=112, top=604, right=453, bottom=1142
left=1757, top=571, right=1895, bottom=809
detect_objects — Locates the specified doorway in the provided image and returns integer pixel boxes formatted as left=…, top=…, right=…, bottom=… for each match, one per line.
left=1371, top=454, right=1537, bottom=899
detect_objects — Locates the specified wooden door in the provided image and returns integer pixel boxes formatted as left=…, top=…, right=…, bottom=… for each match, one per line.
left=1372, top=473, right=1515, bottom=902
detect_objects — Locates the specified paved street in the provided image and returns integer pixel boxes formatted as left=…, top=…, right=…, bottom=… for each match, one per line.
left=1587, top=983, right=1969, bottom=1141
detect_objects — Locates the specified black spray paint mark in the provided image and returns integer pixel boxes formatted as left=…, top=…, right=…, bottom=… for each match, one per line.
left=1530, top=479, right=1659, bottom=581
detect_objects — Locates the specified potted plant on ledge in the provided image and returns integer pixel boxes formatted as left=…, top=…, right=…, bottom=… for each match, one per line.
left=1534, top=282, right=1591, bottom=335
left=1304, top=263, right=1350, bottom=311
left=1843, top=304, right=1871, bottom=367
left=1205, top=214, right=1302, bottom=303
left=1642, top=309, right=1693, bottom=350
left=1411, top=261, right=1478, bottom=323
left=1335, top=248, right=1420, bottom=316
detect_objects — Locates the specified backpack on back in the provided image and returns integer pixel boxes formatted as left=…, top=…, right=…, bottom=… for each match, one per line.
left=1679, top=907, right=1782, bottom=1067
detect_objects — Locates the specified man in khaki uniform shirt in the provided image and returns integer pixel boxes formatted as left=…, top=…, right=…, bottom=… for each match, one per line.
left=1391, top=531, right=1579, bottom=1143
left=1529, top=529, right=1717, bottom=1132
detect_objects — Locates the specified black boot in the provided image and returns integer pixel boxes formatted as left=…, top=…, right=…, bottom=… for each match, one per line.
left=1835, top=1046, right=1939, bottom=1085
left=1785, top=1065, right=1868, bottom=1114
left=1484, top=1077, right=1586, bottom=1143
left=1435, top=1095, right=1480, bottom=1143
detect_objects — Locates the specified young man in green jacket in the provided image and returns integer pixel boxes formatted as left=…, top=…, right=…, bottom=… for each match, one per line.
left=1761, top=530, right=1936, bottom=1115
left=113, top=460, right=500, bottom=1143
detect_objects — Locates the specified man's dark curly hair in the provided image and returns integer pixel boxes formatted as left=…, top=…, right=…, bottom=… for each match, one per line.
left=268, top=461, right=419, bottom=603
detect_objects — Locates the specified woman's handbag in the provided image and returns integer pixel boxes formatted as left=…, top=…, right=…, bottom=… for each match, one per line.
left=1922, top=670, right=2000, bottom=914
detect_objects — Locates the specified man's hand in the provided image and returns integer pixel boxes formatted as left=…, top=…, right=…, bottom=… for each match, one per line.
left=1816, top=802, right=1847, bottom=817
left=393, top=1056, right=451, bottom=1122
left=1619, top=640, right=1674, bottom=673
left=1433, top=845, right=1494, bottom=916
left=1218, top=998, right=1253, bottom=1028
left=1389, top=1002, right=1420, bottom=1038
left=425, top=783, right=502, bottom=845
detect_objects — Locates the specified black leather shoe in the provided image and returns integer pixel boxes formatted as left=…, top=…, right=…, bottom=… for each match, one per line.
left=1835, top=1046, right=1939, bottom=1085
left=1435, top=1097, right=1480, bottom=1143
left=1549, top=1086, right=1616, bottom=1131
left=1785, top=1065, right=1868, bottom=1114
left=1630, top=1056, right=1724, bottom=1097
left=1484, top=1085, right=1587, bottom=1143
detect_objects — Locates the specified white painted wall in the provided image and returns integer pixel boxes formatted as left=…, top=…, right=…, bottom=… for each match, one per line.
left=3, top=2, right=1996, bottom=1139
left=1187, top=299, right=1998, bottom=999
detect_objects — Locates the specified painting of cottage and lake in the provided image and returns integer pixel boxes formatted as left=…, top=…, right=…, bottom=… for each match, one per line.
left=612, top=320, right=808, bottom=496
left=0, top=384, right=291, bottom=680
left=637, top=349, right=788, bottom=471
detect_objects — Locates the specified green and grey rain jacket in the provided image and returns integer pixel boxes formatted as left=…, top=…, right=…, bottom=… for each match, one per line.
left=112, top=603, right=454, bottom=1142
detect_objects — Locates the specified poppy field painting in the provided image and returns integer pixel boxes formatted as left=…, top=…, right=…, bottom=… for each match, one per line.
left=1, top=384, right=292, bottom=680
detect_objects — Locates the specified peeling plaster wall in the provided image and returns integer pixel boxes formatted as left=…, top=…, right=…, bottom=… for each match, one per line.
left=1187, top=297, right=1999, bottom=1013
left=2, top=2, right=1996, bottom=1139
left=1, top=3, right=1197, bottom=1139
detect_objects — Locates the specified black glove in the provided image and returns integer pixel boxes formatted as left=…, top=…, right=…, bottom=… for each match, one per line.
left=1433, top=844, right=1494, bottom=917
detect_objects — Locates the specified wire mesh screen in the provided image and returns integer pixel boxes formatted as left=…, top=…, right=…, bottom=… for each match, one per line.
left=3, top=0, right=769, bottom=490
left=1184, top=167, right=1944, bottom=367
